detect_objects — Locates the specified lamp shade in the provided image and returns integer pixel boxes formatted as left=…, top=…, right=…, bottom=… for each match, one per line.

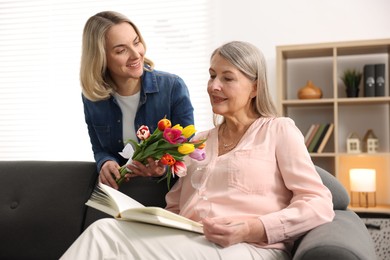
left=349, top=168, right=376, bottom=192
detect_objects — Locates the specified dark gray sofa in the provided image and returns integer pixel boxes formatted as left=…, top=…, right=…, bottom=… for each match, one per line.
left=0, top=161, right=376, bottom=260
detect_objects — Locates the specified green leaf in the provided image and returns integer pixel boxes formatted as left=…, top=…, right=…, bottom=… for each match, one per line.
left=341, top=69, right=362, bottom=89
left=140, top=141, right=160, bottom=159
left=145, top=129, right=162, bottom=144
left=157, top=166, right=173, bottom=190
left=157, top=140, right=179, bottom=150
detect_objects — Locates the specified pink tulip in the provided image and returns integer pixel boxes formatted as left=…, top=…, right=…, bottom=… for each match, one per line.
left=163, top=128, right=184, bottom=144
left=136, top=125, right=150, bottom=140
left=172, top=161, right=187, bottom=177
left=189, top=148, right=206, bottom=161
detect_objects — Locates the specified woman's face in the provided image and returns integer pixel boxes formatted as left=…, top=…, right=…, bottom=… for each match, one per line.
left=207, top=53, right=256, bottom=118
left=105, top=22, right=145, bottom=80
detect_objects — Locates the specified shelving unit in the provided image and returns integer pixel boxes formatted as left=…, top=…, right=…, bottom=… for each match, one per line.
left=276, top=39, right=390, bottom=208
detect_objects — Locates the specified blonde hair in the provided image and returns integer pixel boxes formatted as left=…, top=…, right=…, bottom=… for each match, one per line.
left=80, top=11, right=154, bottom=101
left=211, top=41, right=278, bottom=125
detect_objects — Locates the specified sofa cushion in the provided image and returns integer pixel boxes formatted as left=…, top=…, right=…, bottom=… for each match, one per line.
left=0, top=161, right=97, bottom=260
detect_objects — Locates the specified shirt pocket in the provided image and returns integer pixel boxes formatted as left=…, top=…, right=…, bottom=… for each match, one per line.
left=227, top=149, right=275, bottom=194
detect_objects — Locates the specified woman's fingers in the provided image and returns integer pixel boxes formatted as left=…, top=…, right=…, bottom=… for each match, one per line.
left=99, top=161, right=120, bottom=189
left=127, top=158, right=165, bottom=177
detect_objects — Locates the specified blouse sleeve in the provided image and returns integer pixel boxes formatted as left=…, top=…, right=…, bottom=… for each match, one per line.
left=259, top=118, right=335, bottom=244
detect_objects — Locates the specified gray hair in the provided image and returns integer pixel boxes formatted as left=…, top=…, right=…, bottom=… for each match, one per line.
left=211, top=41, right=278, bottom=124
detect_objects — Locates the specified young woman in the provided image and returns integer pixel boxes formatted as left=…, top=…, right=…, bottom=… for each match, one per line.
left=80, top=11, right=194, bottom=189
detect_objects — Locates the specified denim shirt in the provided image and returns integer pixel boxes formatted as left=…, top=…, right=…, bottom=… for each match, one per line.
left=82, top=69, right=194, bottom=172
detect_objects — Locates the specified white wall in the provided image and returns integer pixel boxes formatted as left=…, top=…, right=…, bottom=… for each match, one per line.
left=212, top=0, right=390, bottom=101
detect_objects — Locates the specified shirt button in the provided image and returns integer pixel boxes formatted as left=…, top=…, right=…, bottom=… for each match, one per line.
left=118, top=140, right=122, bottom=143
left=117, top=119, right=121, bottom=123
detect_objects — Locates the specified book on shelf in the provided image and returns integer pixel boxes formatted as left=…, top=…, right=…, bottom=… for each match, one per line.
left=304, top=124, right=316, bottom=145
left=305, top=124, right=320, bottom=148
left=86, top=183, right=204, bottom=234
left=307, top=123, right=327, bottom=153
left=317, top=123, right=334, bottom=153
left=375, top=63, right=385, bottom=96
left=364, top=64, right=375, bottom=97
left=312, top=123, right=331, bottom=153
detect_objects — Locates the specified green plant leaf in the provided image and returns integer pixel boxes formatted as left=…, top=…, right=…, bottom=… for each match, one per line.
left=341, top=69, right=362, bottom=89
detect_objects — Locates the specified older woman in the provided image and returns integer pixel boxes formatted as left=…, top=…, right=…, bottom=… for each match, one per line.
left=61, top=41, right=334, bottom=260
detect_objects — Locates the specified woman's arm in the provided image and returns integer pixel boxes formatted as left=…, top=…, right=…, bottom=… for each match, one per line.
left=259, top=118, right=335, bottom=244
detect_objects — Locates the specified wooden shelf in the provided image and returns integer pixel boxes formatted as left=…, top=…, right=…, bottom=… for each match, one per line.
left=349, top=204, right=390, bottom=215
left=277, top=38, right=390, bottom=206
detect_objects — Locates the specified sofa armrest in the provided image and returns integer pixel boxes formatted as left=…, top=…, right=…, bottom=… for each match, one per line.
left=315, top=165, right=350, bottom=210
left=293, top=210, right=376, bottom=260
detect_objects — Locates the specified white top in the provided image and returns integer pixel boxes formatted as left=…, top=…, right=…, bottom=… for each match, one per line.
left=113, top=91, right=140, bottom=143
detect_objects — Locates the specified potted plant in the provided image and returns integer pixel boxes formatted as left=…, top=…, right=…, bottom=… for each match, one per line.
left=341, top=69, right=362, bottom=97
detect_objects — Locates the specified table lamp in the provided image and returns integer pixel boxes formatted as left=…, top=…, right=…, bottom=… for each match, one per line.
left=349, top=168, right=376, bottom=207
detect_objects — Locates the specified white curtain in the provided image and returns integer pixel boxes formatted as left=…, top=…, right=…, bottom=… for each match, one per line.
left=0, top=0, right=214, bottom=160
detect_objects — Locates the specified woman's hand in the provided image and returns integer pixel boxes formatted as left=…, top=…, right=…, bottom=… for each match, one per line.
left=202, top=217, right=267, bottom=248
left=99, top=160, right=121, bottom=189
left=126, top=157, right=166, bottom=178
left=99, top=158, right=166, bottom=190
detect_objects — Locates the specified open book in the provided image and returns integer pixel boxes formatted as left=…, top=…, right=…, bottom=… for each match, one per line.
left=86, top=183, right=203, bottom=234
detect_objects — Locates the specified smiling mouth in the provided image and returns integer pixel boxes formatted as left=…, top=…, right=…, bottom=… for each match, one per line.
left=213, top=96, right=227, bottom=103
left=127, top=61, right=141, bottom=68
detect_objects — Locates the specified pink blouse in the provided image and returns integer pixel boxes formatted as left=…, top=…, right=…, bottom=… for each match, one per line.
left=165, top=117, right=335, bottom=252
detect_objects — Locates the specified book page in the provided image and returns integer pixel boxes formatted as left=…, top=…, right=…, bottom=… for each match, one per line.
left=86, top=183, right=203, bottom=234
left=120, top=209, right=203, bottom=234
left=100, top=183, right=145, bottom=211
left=86, top=183, right=145, bottom=218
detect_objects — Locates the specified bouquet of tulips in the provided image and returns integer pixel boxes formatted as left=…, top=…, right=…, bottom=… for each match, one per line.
left=117, top=118, right=206, bottom=189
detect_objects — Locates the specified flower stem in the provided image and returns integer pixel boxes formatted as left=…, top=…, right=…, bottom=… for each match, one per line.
left=116, top=165, right=131, bottom=186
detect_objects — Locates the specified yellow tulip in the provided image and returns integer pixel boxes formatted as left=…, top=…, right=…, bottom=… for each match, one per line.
left=178, top=143, right=195, bottom=155
left=181, top=125, right=196, bottom=138
left=172, top=124, right=183, bottom=131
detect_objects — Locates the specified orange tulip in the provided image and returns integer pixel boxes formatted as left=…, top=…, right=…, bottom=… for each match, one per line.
left=160, top=154, right=176, bottom=166
left=157, top=118, right=171, bottom=131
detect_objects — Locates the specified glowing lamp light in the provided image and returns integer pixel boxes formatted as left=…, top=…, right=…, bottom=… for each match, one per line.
left=350, top=168, right=376, bottom=192
left=349, top=168, right=376, bottom=207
